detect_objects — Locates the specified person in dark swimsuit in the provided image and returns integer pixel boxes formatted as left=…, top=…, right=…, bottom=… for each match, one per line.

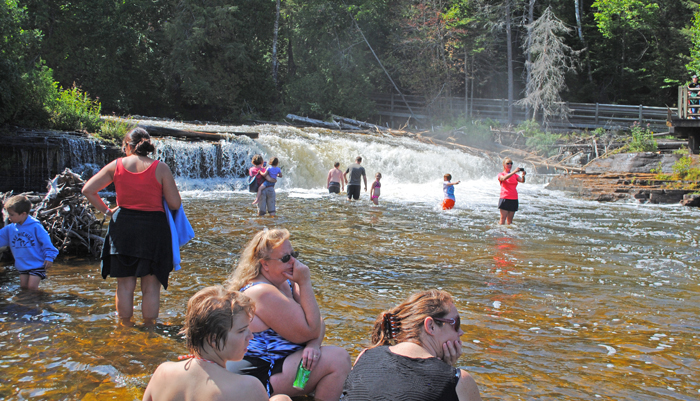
left=342, top=289, right=482, bottom=401
left=226, top=228, right=351, bottom=400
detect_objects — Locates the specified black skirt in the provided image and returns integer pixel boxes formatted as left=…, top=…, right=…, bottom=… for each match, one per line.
left=498, top=198, right=519, bottom=212
left=100, top=208, right=173, bottom=289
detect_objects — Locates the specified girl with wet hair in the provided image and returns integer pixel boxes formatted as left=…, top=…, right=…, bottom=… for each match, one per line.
left=83, top=127, right=181, bottom=327
left=342, top=290, right=482, bottom=401
left=226, top=228, right=351, bottom=401
left=143, top=286, right=291, bottom=401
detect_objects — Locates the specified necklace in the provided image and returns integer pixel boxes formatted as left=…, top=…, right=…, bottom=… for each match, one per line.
left=178, top=354, right=218, bottom=365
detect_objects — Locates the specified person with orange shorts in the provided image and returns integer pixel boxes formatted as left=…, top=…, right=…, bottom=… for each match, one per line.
left=442, top=174, right=460, bottom=210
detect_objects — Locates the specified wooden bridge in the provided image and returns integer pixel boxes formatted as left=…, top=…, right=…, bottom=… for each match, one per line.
left=371, top=93, right=674, bottom=132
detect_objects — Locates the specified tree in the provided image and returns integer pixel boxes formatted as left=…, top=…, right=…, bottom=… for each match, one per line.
left=517, top=7, right=578, bottom=124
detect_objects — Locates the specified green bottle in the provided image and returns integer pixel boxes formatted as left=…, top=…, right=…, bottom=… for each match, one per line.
left=292, top=360, right=311, bottom=390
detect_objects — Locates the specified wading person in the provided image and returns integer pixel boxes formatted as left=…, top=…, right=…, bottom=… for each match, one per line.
left=142, top=286, right=292, bottom=401
left=497, top=157, right=525, bottom=225
left=226, top=228, right=351, bottom=401
left=341, top=289, right=482, bottom=401
left=326, top=162, right=346, bottom=194
left=0, top=195, right=58, bottom=290
left=442, top=174, right=460, bottom=210
left=249, top=155, right=277, bottom=217
left=83, top=127, right=182, bottom=326
left=344, top=156, right=367, bottom=201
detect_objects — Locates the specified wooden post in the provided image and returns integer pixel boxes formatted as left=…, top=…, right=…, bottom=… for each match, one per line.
left=595, top=103, right=599, bottom=125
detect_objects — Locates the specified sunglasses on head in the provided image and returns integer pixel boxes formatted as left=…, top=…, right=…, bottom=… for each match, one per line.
left=268, top=251, right=299, bottom=263
left=433, top=315, right=461, bottom=332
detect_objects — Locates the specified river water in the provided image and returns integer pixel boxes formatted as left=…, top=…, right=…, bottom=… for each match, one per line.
left=1, top=126, right=699, bottom=400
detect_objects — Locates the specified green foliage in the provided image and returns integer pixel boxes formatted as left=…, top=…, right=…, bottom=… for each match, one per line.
left=517, top=120, right=561, bottom=156
left=627, top=122, right=657, bottom=152
left=687, top=8, right=700, bottom=77
left=47, top=85, right=102, bottom=132
left=96, top=118, right=135, bottom=144
left=673, top=148, right=689, bottom=155
left=592, top=0, right=660, bottom=39
left=443, top=117, right=493, bottom=147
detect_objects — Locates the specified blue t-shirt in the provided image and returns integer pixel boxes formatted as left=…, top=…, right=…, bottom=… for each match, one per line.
left=443, top=182, right=455, bottom=200
left=262, top=166, right=281, bottom=188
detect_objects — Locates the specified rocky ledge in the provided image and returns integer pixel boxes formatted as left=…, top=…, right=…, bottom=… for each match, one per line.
left=545, top=153, right=700, bottom=206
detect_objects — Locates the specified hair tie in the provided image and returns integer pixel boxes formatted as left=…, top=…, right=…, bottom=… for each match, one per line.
left=384, top=312, right=400, bottom=339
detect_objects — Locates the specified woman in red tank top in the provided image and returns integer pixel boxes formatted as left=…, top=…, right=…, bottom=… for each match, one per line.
left=497, top=157, right=526, bottom=225
left=83, top=128, right=181, bottom=326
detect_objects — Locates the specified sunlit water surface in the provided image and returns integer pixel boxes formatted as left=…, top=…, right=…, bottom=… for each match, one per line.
left=1, top=127, right=699, bottom=400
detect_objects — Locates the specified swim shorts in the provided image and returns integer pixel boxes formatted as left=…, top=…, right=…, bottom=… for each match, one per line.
left=442, top=198, right=455, bottom=210
left=328, top=181, right=340, bottom=194
left=20, top=267, right=47, bottom=280
left=227, top=355, right=288, bottom=395
left=498, top=198, right=519, bottom=212
left=347, top=184, right=361, bottom=200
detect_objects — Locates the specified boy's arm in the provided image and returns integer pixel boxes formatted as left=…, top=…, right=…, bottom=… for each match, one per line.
left=0, top=226, right=9, bottom=248
left=37, top=226, right=58, bottom=261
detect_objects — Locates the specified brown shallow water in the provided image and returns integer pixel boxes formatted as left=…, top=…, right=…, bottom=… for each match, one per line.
left=1, top=189, right=699, bottom=400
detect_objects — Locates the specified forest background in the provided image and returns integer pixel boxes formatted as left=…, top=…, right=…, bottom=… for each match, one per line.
left=4, top=0, right=700, bottom=131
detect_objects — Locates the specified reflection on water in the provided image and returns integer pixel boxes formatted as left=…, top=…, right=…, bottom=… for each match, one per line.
left=1, top=127, right=700, bottom=399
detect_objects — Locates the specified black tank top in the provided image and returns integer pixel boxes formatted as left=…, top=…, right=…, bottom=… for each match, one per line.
left=342, top=346, right=460, bottom=401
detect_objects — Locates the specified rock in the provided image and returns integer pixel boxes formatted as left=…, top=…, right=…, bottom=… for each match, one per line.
left=648, top=189, right=686, bottom=204
left=585, top=153, right=680, bottom=174
left=680, top=194, right=700, bottom=207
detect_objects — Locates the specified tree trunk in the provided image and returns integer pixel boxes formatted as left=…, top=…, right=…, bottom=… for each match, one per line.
left=574, top=0, right=593, bottom=82
left=271, top=0, right=281, bottom=89
left=506, top=0, right=514, bottom=125
left=525, top=0, right=535, bottom=120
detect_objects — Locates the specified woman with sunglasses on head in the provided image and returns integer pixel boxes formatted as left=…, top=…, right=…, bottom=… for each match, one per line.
left=226, top=228, right=351, bottom=401
left=83, top=127, right=181, bottom=327
left=497, top=157, right=526, bottom=225
left=341, top=289, right=481, bottom=401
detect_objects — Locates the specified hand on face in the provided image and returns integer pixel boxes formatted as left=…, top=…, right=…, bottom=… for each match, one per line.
left=440, top=339, right=463, bottom=366
left=282, top=258, right=311, bottom=284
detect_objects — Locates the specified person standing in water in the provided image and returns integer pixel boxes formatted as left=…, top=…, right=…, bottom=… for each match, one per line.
left=442, top=174, right=460, bottom=210
left=497, top=157, right=525, bottom=225
left=344, top=156, right=367, bottom=201
left=326, top=162, right=346, bottom=194
left=370, top=173, right=382, bottom=205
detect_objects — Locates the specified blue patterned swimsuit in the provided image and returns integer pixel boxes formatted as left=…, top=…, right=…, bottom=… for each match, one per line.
left=240, top=281, right=304, bottom=394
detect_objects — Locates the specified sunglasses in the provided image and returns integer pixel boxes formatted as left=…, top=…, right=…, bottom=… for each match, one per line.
left=268, top=251, right=299, bottom=263
left=506, top=162, right=513, bottom=165
left=433, top=315, right=461, bottom=332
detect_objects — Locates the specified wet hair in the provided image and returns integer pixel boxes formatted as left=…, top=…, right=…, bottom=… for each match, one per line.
left=5, top=195, right=31, bottom=215
left=227, top=228, right=290, bottom=291
left=252, top=155, right=263, bottom=166
left=180, top=285, right=254, bottom=355
left=334, top=162, right=340, bottom=168
left=356, top=156, right=363, bottom=163
left=370, top=289, right=453, bottom=348
left=270, top=157, right=279, bottom=166
left=444, top=174, right=452, bottom=181
left=123, top=127, right=155, bottom=156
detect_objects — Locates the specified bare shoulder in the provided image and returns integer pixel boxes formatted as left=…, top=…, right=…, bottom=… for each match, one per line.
left=456, top=369, right=482, bottom=401
left=216, top=373, right=268, bottom=401
left=156, top=160, right=174, bottom=175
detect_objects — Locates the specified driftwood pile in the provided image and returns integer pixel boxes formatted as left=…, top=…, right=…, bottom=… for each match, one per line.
left=1, top=168, right=106, bottom=257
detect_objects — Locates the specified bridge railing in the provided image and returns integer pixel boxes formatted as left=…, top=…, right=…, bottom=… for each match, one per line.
left=371, top=94, right=675, bottom=132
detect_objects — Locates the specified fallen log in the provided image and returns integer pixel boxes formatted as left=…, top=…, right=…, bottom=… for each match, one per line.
left=139, top=124, right=259, bottom=140
left=285, top=114, right=341, bottom=130
left=331, top=115, right=389, bottom=131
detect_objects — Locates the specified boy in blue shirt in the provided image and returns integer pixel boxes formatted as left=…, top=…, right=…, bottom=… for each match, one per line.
left=0, top=195, right=58, bottom=290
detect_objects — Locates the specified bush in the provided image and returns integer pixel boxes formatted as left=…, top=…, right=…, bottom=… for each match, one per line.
left=518, top=120, right=561, bottom=156
left=96, top=117, right=135, bottom=145
left=444, top=118, right=493, bottom=147
left=48, top=85, right=102, bottom=132
left=627, top=122, right=657, bottom=152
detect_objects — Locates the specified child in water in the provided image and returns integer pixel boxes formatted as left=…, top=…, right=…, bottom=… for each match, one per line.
left=370, top=173, right=382, bottom=205
left=253, top=157, right=282, bottom=205
left=442, top=173, right=460, bottom=210
left=0, top=195, right=58, bottom=290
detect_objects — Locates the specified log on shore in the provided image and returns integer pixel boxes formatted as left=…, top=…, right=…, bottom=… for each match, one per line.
left=285, top=114, right=342, bottom=130
left=139, top=125, right=258, bottom=140
left=331, top=115, right=389, bottom=131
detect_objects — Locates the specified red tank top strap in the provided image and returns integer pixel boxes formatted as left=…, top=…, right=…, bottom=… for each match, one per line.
left=114, top=158, right=164, bottom=212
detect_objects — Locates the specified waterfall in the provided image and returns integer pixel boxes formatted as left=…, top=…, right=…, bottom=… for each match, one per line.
left=150, top=125, right=503, bottom=201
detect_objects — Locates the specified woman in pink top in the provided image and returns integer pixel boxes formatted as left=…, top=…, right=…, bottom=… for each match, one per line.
left=83, top=128, right=181, bottom=326
left=497, top=157, right=526, bottom=225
